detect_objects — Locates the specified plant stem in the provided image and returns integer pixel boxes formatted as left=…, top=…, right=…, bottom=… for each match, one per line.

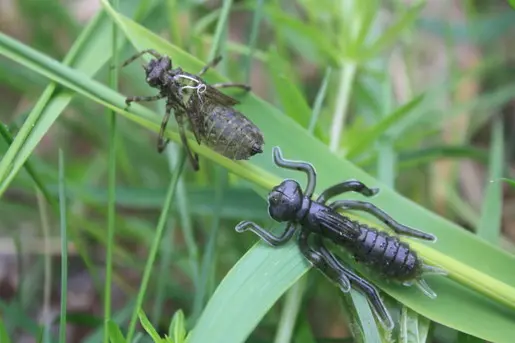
left=104, top=0, right=119, bottom=341
left=126, top=152, right=187, bottom=342
left=329, top=62, right=357, bottom=152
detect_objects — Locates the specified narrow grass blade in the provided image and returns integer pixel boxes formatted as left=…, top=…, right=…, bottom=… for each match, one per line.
left=107, top=320, right=127, bottom=343
left=192, top=167, right=227, bottom=323
left=169, top=310, right=187, bottom=343
left=345, top=94, right=424, bottom=159
left=126, top=153, right=187, bottom=341
left=267, top=49, right=312, bottom=128
left=273, top=276, right=307, bottom=343
left=308, top=67, right=332, bottom=135
left=363, top=2, right=425, bottom=60
left=138, top=310, right=162, bottom=342
left=477, top=117, right=504, bottom=244
left=399, top=307, right=430, bottom=343
left=244, top=0, right=264, bottom=83
left=0, top=318, right=11, bottom=343
left=208, top=0, right=233, bottom=60
left=104, top=1, right=121, bottom=341
left=58, top=149, right=68, bottom=343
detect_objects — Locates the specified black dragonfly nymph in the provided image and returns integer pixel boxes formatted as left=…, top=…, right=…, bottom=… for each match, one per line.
left=120, top=49, right=264, bottom=171
left=236, top=146, right=446, bottom=330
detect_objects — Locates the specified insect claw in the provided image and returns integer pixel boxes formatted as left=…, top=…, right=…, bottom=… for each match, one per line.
left=414, top=279, right=437, bottom=299
left=421, top=264, right=447, bottom=277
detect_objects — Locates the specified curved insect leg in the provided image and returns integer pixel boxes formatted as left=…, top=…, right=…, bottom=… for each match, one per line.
left=402, top=263, right=447, bottom=299
left=297, top=229, right=352, bottom=294
left=157, top=102, right=173, bottom=153
left=329, top=200, right=436, bottom=242
left=421, top=264, right=447, bottom=276
left=272, top=147, right=317, bottom=198
left=124, top=94, right=165, bottom=110
left=158, top=105, right=199, bottom=170
left=317, top=180, right=380, bottom=204
left=120, top=49, right=162, bottom=68
left=175, top=109, right=199, bottom=170
left=311, top=235, right=394, bottom=331
left=196, top=56, right=223, bottom=76
left=235, top=221, right=297, bottom=246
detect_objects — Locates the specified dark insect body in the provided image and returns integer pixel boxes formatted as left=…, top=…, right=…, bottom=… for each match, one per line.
left=186, top=85, right=264, bottom=161
left=236, top=147, right=446, bottom=330
left=120, top=49, right=264, bottom=171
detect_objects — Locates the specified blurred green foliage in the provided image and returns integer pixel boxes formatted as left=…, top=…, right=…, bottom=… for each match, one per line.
left=0, top=0, right=515, bottom=343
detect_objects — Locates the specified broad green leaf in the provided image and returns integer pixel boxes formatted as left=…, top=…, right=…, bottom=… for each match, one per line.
left=3, top=3, right=515, bottom=343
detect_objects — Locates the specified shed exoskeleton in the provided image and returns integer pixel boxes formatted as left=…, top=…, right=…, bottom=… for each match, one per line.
left=119, top=49, right=264, bottom=171
left=236, top=146, right=446, bottom=330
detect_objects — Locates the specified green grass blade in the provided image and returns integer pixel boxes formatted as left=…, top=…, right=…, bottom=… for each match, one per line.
left=192, top=168, right=227, bottom=323
left=329, top=62, right=357, bottom=151
left=477, top=117, right=504, bottom=244
left=273, top=276, right=307, bottom=343
left=267, top=49, right=312, bottom=128
left=208, top=0, right=233, bottom=60
left=126, top=153, right=187, bottom=341
left=104, top=1, right=120, bottom=341
left=399, top=307, right=430, bottom=343
left=0, top=317, right=12, bottom=343
left=169, top=310, right=187, bottom=343
left=58, top=149, right=68, bottom=343
left=345, top=94, right=424, bottom=159
left=363, top=2, right=425, bottom=60
left=107, top=320, right=127, bottom=343
left=308, top=67, right=332, bottom=134
left=500, top=178, right=515, bottom=188
left=138, top=310, right=162, bottom=342
left=264, top=6, right=340, bottom=64
left=244, top=0, right=264, bottom=83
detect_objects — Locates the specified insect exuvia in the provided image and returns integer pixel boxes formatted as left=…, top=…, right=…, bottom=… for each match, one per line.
left=235, top=146, right=446, bottom=330
left=120, top=49, right=265, bottom=171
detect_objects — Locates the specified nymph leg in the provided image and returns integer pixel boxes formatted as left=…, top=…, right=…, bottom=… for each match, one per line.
left=235, top=221, right=297, bottom=246
left=120, top=49, right=162, bottom=68
left=317, top=180, right=379, bottom=204
left=272, top=147, right=317, bottom=198
left=329, top=200, right=436, bottom=242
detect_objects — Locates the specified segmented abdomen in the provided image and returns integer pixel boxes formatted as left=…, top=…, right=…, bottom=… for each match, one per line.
left=198, top=102, right=264, bottom=160
left=350, top=225, right=422, bottom=282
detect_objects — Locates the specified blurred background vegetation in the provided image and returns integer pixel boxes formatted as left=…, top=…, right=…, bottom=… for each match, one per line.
left=0, top=0, right=515, bottom=342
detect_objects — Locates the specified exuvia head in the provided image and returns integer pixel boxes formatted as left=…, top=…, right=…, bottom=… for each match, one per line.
left=144, top=56, right=172, bottom=88
left=267, top=179, right=303, bottom=222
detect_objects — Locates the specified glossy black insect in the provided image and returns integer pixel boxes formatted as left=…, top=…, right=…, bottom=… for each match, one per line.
left=235, top=146, right=446, bottom=330
left=120, top=49, right=264, bottom=170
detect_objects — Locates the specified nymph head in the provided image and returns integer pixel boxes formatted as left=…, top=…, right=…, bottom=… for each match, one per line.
left=267, top=179, right=303, bottom=222
left=144, top=56, right=172, bottom=88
